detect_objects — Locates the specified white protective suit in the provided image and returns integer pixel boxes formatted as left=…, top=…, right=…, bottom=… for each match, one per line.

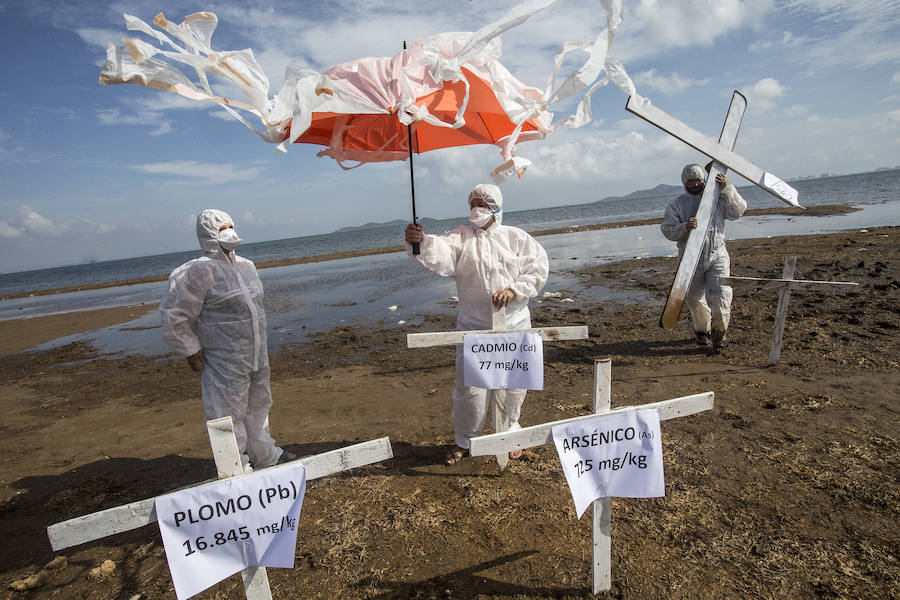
left=406, top=185, right=549, bottom=449
left=660, top=165, right=747, bottom=340
left=160, top=209, right=283, bottom=468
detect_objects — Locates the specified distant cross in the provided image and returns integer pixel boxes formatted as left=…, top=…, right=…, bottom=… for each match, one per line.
left=468, top=359, right=714, bottom=594
left=720, top=256, right=859, bottom=364
left=407, top=306, right=589, bottom=471
left=47, top=417, right=393, bottom=600
left=625, top=92, right=802, bottom=330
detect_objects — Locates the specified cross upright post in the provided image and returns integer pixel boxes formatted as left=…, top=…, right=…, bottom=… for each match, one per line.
left=468, top=359, right=714, bottom=594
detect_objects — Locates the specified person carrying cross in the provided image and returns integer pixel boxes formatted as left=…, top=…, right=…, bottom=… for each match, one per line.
left=661, top=163, right=747, bottom=351
left=404, top=184, right=549, bottom=465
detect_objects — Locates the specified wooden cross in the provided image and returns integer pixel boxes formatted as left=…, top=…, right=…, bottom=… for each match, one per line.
left=47, top=417, right=393, bottom=600
left=468, top=359, right=714, bottom=594
left=720, top=256, right=859, bottom=364
left=407, top=306, right=588, bottom=471
left=625, top=92, right=802, bottom=330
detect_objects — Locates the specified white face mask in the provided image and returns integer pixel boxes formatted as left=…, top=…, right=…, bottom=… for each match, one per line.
left=218, top=227, right=242, bottom=251
left=469, top=206, right=494, bottom=228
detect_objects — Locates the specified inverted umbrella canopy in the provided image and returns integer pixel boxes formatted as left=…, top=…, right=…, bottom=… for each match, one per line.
left=292, top=67, right=546, bottom=165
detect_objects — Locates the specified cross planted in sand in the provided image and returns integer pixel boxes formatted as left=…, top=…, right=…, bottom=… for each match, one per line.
left=721, top=256, right=859, bottom=364
left=625, top=92, right=802, bottom=330
left=47, top=417, right=393, bottom=600
left=407, top=305, right=589, bottom=471
left=468, top=358, right=714, bottom=595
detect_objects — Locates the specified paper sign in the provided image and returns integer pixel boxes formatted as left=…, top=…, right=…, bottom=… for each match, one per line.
left=155, top=463, right=306, bottom=600
left=762, top=171, right=799, bottom=206
left=552, top=409, right=664, bottom=518
left=462, top=332, right=543, bottom=390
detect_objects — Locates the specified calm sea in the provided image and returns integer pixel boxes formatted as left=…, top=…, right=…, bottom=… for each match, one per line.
left=2, top=169, right=897, bottom=297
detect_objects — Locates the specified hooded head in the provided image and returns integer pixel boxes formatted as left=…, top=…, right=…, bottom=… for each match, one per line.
left=467, top=184, right=503, bottom=225
left=681, top=164, right=706, bottom=195
left=196, top=209, right=235, bottom=254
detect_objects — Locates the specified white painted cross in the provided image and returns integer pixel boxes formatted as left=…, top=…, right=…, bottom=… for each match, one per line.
left=407, top=306, right=588, bottom=471
left=625, top=92, right=802, bottom=330
left=47, top=417, right=393, bottom=599
left=720, top=256, right=859, bottom=364
left=468, top=359, right=714, bottom=594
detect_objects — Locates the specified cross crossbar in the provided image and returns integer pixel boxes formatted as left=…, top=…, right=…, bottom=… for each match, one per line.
left=47, top=437, right=394, bottom=552
left=719, top=276, right=859, bottom=292
left=626, top=95, right=800, bottom=207
left=407, top=325, right=588, bottom=348
left=469, top=392, right=713, bottom=456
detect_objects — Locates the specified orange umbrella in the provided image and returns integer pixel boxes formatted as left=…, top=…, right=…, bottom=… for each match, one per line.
left=289, top=67, right=545, bottom=158
left=282, top=43, right=551, bottom=253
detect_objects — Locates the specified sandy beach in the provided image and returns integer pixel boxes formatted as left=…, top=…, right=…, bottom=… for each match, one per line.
left=1, top=224, right=897, bottom=599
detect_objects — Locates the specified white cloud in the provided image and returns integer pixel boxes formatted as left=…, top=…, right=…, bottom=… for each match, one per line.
left=97, top=108, right=172, bottom=136
left=1, top=206, right=65, bottom=238
left=613, top=0, right=774, bottom=62
left=892, top=72, right=900, bottom=85
left=128, top=161, right=266, bottom=184
left=775, top=0, right=900, bottom=70
left=0, top=221, right=23, bottom=239
left=888, top=108, right=900, bottom=127
left=84, top=220, right=118, bottom=234
left=633, top=69, right=708, bottom=95
left=75, top=26, right=121, bottom=49
left=785, top=104, right=811, bottom=117
left=743, top=77, right=787, bottom=113
left=749, top=30, right=813, bottom=52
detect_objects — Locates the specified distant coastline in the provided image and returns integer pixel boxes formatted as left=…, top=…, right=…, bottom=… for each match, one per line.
left=0, top=204, right=855, bottom=301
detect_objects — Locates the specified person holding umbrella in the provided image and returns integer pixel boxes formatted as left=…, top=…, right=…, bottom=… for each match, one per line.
left=404, top=184, right=549, bottom=465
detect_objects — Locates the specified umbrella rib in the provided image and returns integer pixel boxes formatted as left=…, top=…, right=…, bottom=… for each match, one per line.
left=476, top=111, right=495, bottom=144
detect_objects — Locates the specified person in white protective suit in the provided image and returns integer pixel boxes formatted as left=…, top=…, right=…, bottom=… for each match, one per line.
left=160, top=209, right=293, bottom=469
left=404, top=184, right=549, bottom=465
left=661, top=164, right=747, bottom=352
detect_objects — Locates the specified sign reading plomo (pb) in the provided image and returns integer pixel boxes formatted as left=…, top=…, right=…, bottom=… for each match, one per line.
left=462, top=331, right=543, bottom=390
left=155, top=462, right=306, bottom=600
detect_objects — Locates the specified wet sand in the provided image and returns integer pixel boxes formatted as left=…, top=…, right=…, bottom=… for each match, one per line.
left=0, top=223, right=897, bottom=599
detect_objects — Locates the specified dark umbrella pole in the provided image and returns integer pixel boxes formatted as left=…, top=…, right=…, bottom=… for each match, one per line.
left=407, top=121, right=420, bottom=255
left=403, top=41, right=420, bottom=255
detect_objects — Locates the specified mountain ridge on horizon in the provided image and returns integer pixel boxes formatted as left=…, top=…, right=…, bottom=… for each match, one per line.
left=331, top=182, right=682, bottom=233
left=330, top=166, right=900, bottom=233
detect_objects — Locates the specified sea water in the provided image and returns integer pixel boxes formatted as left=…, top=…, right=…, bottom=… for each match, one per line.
left=1, top=169, right=898, bottom=357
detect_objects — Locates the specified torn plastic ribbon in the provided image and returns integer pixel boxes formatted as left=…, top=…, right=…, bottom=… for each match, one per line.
left=99, top=1, right=639, bottom=182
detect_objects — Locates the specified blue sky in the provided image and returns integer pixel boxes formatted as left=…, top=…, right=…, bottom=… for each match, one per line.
left=1, top=0, right=898, bottom=274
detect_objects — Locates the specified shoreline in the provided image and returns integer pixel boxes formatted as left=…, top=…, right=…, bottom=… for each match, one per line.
left=0, top=204, right=855, bottom=301
left=0, top=224, right=896, bottom=599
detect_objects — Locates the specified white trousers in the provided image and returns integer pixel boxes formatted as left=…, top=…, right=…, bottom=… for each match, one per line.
left=686, top=250, right=733, bottom=338
left=201, top=360, right=283, bottom=468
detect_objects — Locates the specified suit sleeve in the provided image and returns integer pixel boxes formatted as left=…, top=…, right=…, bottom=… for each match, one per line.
left=660, top=200, right=690, bottom=241
left=720, top=184, right=747, bottom=220
left=509, top=234, right=549, bottom=299
left=405, top=228, right=465, bottom=278
left=158, top=263, right=212, bottom=357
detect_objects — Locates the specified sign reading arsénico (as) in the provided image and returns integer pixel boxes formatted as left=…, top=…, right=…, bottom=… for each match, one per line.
left=463, top=331, right=543, bottom=390
left=552, top=409, right=664, bottom=518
